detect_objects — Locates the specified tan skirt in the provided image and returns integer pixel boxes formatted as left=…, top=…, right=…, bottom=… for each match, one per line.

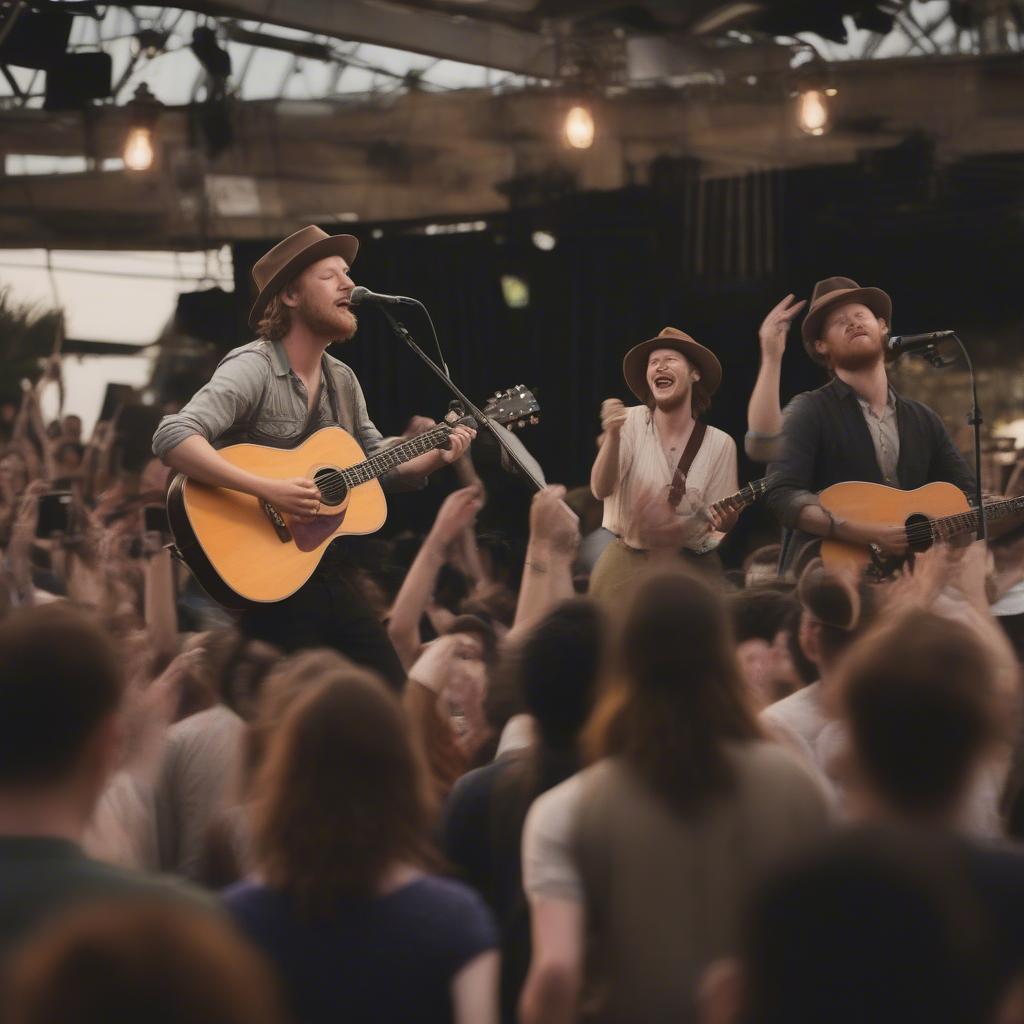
left=588, top=538, right=722, bottom=608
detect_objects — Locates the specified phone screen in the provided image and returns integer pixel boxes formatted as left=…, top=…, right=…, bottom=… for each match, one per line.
left=35, top=492, right=72, bottom=538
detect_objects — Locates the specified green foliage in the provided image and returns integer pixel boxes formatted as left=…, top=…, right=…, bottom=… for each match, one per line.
left=0, top=286, right=63, bottom=403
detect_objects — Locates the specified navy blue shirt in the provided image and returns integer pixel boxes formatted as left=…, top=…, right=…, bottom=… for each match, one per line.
left=224, top=875, right=497, bottom=1024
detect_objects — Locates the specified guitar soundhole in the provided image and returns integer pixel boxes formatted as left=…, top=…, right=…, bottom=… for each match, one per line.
left=314, top=468, right=347, bottom=508
left=905, top=512, right=933, bottom=553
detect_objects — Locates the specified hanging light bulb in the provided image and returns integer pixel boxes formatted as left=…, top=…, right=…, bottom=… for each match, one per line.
left=123, top=126, right=154, bottom=171
left=122, top=83, right=162, bottom=172
left=564, top=104, right=595, bottom=149
left=797, top=89, right=830, bottom=136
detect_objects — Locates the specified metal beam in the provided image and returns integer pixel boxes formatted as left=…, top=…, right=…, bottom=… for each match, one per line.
left=175, top=0, right=558, bottom=77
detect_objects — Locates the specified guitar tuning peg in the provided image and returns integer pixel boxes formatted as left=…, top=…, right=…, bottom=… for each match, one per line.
left=517, top=419, right=526, bottom=429
left=494, top=391, right=502, bottom=399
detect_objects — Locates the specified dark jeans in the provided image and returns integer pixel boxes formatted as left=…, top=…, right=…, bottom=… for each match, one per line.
left=240, top=559, right=405, bottom=693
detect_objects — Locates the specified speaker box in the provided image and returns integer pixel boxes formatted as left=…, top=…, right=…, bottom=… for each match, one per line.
left=44, top=52, right=113, bottom=111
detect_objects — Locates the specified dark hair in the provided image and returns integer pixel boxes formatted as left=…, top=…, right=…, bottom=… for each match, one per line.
left=841, top=610, right=1004, bottom=819
left=253, top=668, right=433, bottom=907
left=586, top=570, right=760, bottom=816
left=781, top=602, right=818, bottom=685
left=743, top=544, right=781, bottom=573
left=520, top=598, right=605, bottom=751
left=0, top=605, right=122, bottom=786
left=738, top=828, right=995, bottom=1024
left=798, top=568, right=876, bottom=667
left=5, top=902, right=287, bottom=1024
left=730, top=588, right=796, bottom=645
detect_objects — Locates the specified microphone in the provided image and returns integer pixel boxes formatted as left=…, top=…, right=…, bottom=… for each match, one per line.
left=887, top=330, right=955, bottom=356
left=349, top=286, right=417, bottom=307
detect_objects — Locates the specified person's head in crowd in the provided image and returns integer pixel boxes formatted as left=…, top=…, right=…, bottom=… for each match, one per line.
left=777, top=601, right=817, bottom=687
left=795, top=560, right=875, bottom=682
left=45, top=419, right=63, bottom=441
left=53, top=440, right=84, bottom=481
left=476, top=530, right=526, bottom=593
left=60, top=414, right=83, bottom=444
left=729, top=588, right=799, bottom=711
left=184, top=628, right=281, bottom=723
left=252, top=666, right=434, bottom=908
left=839, top=609, right=1005, bottom=828
left=742, top=545, right=780, bottom=588
left=700, top=828, right=996, bottom=1024
left=587, top=570, right=760, bottom=816
left=241, top=648, right=354, bottom=797
left=5, top=901, right=289, bottom=1024
left=0, top=605, right=122, bottom=837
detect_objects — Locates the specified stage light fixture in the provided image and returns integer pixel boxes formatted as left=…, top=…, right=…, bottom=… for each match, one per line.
left=797, top=89, right=830, bottom=136
left=123, top=83, right=161, bottom=171
left=564, top=105, right=595, bottom=149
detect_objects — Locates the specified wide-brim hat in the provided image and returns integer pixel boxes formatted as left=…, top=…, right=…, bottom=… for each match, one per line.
left=248, top=225, right=359, bottom=330
left=622, top=327, right=723, bottom=403
left=801, top=276, right=892, bottom=366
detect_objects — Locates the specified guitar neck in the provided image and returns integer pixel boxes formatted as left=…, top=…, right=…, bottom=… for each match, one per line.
left=936, top=495, right=1024, bottom=538
left=334, top=424, right=455, bottom=489
left=712, top=478, right=767, bottom=514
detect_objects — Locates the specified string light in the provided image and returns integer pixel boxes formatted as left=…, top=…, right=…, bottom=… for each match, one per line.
left=564, top=105, right=595, bottom=149
left=797, top=89, right=830, bottom=136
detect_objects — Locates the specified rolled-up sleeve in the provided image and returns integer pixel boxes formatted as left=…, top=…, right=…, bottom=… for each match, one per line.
left=152, top=353, right=267, bottom=461
left=766, top=393, right=822, bottom=529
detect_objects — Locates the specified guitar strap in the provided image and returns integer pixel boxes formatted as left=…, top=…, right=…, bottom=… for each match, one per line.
left=667, top=420, right=708, bottom=509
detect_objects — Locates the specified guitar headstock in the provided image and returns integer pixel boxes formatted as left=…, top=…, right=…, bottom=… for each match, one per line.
left=482, top=385, right=541, bottom=432
left=748, top=477, right=768, bottom=500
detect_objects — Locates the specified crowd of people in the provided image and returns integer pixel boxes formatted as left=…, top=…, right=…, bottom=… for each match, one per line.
left=1, top=362, right=1024, bottom=1024
left=3, top=225, right=1024, bottom=1023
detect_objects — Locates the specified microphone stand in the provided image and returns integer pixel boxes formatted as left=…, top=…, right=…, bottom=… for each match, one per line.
left=955, top=334, right=987, bottom=543
left=913, top=336, right=985, bottom=542
left=375, top=303, right=545, bottom=491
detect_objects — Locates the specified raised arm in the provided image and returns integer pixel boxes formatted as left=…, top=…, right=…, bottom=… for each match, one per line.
left=387, top=487, right=482, bottom=669
left=590, top=399, right=628, bottom=500
left=510, top=486, right=579, bottom=640
left=746, top=294, right=805, bottom=462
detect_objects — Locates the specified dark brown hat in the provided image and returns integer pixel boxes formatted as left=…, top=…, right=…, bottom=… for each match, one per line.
left=801, top=276, right=892, bottom=366
left=622, top=327, right=723, bottom=403
left=248, top=225, right=359, bottom=330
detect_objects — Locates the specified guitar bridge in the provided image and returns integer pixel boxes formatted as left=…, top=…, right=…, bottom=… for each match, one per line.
left=261, top=501, right=293, bottom=543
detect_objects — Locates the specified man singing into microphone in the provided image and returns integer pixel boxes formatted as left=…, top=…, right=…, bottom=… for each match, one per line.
left=152, top=225, right=474, bottom=688
left=766, top=276, right=973, bottom=573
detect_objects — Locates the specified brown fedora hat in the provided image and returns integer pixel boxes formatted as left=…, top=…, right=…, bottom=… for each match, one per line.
left=801, top=276, right=892, bottom=366
left=248, top=225, right=359, bottom=330
left=622, top=327, right=723, bottom=403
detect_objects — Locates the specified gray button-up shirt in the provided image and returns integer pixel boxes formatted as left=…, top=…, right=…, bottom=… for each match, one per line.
left=151, top=338, right=416, bottom=490
left=855, top=387, right=900, bottom=485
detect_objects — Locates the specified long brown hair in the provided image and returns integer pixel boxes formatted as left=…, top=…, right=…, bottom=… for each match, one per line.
left=252, top=667, right=434, bottom=908
left=585, top=570, right=760, bottom=816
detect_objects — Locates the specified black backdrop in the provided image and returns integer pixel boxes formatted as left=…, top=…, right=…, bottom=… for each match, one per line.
left=231, top=151, right=1024, bottom=553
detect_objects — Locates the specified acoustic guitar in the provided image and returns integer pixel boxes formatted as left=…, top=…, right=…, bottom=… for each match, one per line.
left=819, top=480, right=1024, bottom=577
left=167, top=386, right=540, bottom=607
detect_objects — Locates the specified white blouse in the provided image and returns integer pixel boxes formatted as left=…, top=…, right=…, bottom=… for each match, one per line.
left=601, top=405, right=738, bottom=552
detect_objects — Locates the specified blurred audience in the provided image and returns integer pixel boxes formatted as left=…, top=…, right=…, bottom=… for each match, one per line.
left=224, top=666, right=499, bottom=1024
left=519, top=571, right=829, bottom=1024
left=4, top=901, right=289, bottom=1024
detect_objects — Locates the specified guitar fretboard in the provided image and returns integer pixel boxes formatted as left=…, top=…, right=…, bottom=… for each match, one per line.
left=324, top=425, right=454, bottom=491
left=933, top=495, right=1024, bottom=539
left=712, top=478, right=768, bottom=514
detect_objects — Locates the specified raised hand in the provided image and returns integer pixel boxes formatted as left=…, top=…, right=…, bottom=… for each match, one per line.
left=428, top=486, right=483, bottom=548
left=600, top=398, right=628, bottom=437
left=529, top=485, right=580, bottom=555
left=759, top=294, right=807, bottom=362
